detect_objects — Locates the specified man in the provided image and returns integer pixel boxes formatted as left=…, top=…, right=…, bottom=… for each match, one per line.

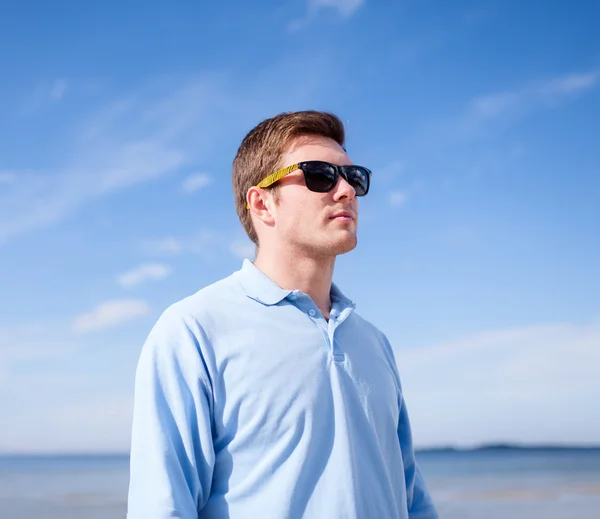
left=128, top=111, right=438, bottom=519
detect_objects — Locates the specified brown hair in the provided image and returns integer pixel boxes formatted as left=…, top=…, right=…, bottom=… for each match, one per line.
left=232, top=110, right=346, bottom=244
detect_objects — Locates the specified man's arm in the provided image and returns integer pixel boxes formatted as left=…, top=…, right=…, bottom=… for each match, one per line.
left=127, top=309, right=215, bottom=519
left=397, top=392, right=439, bottom=519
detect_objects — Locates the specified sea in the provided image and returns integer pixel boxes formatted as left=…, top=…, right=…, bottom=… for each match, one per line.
left=0, top=448, right=599, bottom=518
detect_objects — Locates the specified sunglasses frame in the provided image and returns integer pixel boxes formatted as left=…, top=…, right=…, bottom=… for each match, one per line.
left=246, top=160, right=371, bottom=209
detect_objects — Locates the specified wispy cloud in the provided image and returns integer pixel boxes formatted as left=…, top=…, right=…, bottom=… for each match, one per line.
left=397, top=320, right=600, bottom=447
left=389, top=189, right=408, bottom=207
left=471, top=70, right=599, bottom=120
left=144, top=230, right=222, bottom=261
left=310, top=0, right=364, bottom=17
left=539, top=71, right=599, bottom=96
left=50, top=78, right=68, bottom=102
left=289, top=0, right=363, bottom=32
left=0, top=143, right=185, bottom=246
left=72, top=299, right=150, bottom=334
left=182, top=173, right=212, bottom=193
left=143, top=237, right=184, bottom=255
left=414, top=69, right=600, bottom=150
left=0, top=76, right=232, bottom=247
left=144, top=229, right=255, bottom=261
left=117, top=263, right=171, bottom=288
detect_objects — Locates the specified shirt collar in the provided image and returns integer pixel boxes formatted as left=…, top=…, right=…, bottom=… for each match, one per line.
left=330, top=282, right=356, bottom=310
left=237, top=259, right=292, bottom=305
left=236, top=259, right=356, bottom=309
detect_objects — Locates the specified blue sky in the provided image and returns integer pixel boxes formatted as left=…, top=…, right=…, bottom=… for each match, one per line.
left=1, top=0, right=599, bottom=453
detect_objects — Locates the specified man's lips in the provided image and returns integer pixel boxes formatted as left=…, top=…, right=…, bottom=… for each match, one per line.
left=329, top=211, right=355, bottom=221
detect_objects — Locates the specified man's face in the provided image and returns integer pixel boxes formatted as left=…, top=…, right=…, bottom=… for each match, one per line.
left=268, top=135, right=360, bottom=258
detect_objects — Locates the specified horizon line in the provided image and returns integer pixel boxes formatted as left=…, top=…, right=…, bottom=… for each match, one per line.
left=2, top=442, right=600, bottom=457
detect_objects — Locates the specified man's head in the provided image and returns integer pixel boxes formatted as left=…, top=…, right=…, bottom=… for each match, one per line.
left=233, top=111, right=366, bottom=258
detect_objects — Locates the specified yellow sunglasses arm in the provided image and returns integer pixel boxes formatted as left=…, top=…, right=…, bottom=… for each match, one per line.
left=246, top=163, right=299, bottom=209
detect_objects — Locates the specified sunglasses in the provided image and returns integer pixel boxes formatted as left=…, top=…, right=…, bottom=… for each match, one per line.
left=247, top=160, right=371, bottom=208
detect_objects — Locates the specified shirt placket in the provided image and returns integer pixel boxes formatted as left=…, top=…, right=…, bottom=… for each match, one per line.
left=328, top=303, right=354, bottom=363
left=288, top=292, right=353, bottom=363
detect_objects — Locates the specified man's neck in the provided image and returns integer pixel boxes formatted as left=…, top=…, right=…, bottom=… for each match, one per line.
left=254, top=245, right=335, bottom=318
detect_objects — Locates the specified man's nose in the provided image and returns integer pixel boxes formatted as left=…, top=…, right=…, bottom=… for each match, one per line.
left=333, top=173, right=356, bottom=201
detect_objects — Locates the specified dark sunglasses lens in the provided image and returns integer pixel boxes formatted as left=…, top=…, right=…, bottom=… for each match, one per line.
left=303, top=162, right=337, bottom=192
left=344, top=167, right=369, bottom=196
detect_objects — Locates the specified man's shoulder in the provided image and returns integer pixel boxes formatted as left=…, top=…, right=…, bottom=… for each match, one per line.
left=153, top=270, right=244, bottom=335
left=177, top=271, right=241, bottom=311
left=348, top=310, right=399, bottom=364
left=349, top=310, right=387, bottom=341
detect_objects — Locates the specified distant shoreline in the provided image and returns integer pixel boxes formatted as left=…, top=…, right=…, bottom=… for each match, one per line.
left=2, top=444, right=600, bottom=458
left=416, top=443, right=600, bottom=453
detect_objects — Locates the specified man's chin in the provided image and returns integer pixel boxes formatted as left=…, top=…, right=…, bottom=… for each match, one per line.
left=331, top=235, right=358, bottom=256
left=299, top=233, right=357, bottom=258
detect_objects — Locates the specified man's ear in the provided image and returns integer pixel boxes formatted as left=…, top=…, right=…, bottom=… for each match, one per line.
left=247, top=186, right=275, bottom=225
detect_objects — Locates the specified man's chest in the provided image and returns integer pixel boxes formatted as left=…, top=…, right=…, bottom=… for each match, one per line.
left=205, top=313, right=400, bottom=450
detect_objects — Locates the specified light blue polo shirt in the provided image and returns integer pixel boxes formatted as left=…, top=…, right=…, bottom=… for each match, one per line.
left=128, top=260, right=438, bottom=519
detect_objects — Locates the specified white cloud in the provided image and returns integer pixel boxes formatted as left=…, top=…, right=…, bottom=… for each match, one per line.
left=540, top=71, right=599, bottom=96
left=182, top=173, right=212, bottom=193
left=230, top=238, right=256, bottom=259
left=117, top=263, right=171, bottom=288
left=143, top=237, right=184, bottom=255
left=50, top=78, right=68, bottom=102
left=472, top=91, right=520, bottom=119
left=72, top=299, right=150, bottom=334
left=389, top=189, right=408, bottom=207
left=144, top=230, right=222, bottom=261
left=471, top=70, right=599, bottom=120
left=311, top=0, right=363, bottom=17
left=396, top=320, right=600, bottom=448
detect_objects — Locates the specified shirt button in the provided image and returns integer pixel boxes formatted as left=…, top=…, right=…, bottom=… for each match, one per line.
left=289, top=293, right=296, bottom=301
left=308, top=309, right=316, bottom=317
